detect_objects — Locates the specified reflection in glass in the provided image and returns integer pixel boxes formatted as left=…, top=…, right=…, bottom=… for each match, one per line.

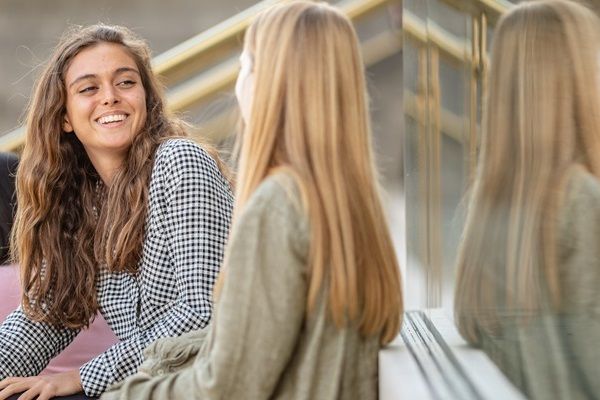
left=454, top=1, right=600, bottom=399
left=403, top=0, right=474, bottom=310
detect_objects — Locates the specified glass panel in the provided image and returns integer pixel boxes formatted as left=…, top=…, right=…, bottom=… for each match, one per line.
left=404, top=1, right=600, bottom=399
left=403, top=0, right=474, bottom=310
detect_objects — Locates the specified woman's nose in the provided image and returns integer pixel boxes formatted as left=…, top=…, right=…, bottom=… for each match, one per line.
left=102, top=87, right=120, bottom=106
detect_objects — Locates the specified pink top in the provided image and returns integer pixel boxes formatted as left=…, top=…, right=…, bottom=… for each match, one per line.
left=0, top=265, right=119, bottom=374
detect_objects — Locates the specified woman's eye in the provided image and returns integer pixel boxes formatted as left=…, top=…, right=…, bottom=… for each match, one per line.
left=79, top=86, right=97, bottom=94
left=118, top=80, right=136, bottom=87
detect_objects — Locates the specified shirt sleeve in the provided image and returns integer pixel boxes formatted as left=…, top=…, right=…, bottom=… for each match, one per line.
left=101, top=175, right=309, bottom=400
left=81, top=140, right=233, bottom=397
left=0, top=308, right=79, bottom=379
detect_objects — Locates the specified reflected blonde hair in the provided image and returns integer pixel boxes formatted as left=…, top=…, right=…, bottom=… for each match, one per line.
left=224, top=1, right=402, bottom=344
left=455, top=0, right=600, bottom=344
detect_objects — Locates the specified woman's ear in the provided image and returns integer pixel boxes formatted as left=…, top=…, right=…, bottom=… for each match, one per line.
left=63, top=115, right=73, bottom=133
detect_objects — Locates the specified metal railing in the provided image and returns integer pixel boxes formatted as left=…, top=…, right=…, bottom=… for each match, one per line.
left=403, top=0, right=512, bottom=308
left=403, top=0, right=511, bottom=139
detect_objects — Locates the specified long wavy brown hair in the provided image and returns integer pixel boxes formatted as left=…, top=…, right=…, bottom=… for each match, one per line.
left=223, top=1, right=403, bottom=344
left=11, top=24, right=209, bottom=328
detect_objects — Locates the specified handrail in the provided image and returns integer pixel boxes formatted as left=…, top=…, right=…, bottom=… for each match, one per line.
left=152, top=0, right=281, bottom=86
left=166, top=0, right=397, bottom=112
left=404, top=0, right=513, bottom=66
left=474, top=0, right=511, bottom=22
left=153, top=0, right=393, bottom=85
left=403, top=11, right=471, bottom=65
left=440, top=0, right=511, bottom=23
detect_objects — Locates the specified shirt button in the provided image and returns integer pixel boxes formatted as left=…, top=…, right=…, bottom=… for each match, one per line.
left=156, top=369, right=165, bottom=375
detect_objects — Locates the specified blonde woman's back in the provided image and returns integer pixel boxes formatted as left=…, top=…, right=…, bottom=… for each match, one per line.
left=241, top=173, right=380, bottom=400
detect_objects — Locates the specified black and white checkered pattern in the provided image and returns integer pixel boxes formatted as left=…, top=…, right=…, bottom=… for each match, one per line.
left=0, top=139, right=233, bottom=397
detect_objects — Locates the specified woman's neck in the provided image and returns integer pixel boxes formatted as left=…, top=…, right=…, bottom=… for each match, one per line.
left=88, top=153, right=125, bottom=186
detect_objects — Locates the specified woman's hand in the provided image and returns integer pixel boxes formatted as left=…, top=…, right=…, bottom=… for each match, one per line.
left=0, top=369, right=83, bottom=400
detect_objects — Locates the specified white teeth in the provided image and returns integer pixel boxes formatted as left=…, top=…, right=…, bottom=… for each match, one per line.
left=97, top=114, right=127, bottom=124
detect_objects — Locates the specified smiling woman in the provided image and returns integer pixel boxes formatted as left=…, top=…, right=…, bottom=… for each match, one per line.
left=0, top=24, right=233, bottom=400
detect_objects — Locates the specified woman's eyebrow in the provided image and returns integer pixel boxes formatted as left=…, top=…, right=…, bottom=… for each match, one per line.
left=114, top=66, right=140, bottom=77
left=68, top=67, right=141, bottom=89
left=68, top=73, right=96, bottom=89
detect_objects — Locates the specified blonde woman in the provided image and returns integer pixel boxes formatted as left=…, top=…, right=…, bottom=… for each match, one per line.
left=103, top=2, right=403, bottom=399
left=455, top=1, right=600, bottom=398
left=0, top=25, right=233, bottom=399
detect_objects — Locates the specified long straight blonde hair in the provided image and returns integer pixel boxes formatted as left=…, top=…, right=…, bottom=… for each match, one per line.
left=228, top=1, right=402, bottom=344
left=455, top=0, right=600, bottom=344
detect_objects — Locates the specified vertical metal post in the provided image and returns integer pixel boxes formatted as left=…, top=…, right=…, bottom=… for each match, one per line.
left=426, top=45, right=443, bottom=307
left=468, top=15, right=481, bottom=184
left=416, top=44, right=430, bottom=307
left=480, top=11, right=489, bottom=127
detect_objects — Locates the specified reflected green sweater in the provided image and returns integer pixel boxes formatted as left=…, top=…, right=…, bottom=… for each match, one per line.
left=102, top=172, right=379, bottom=400
left=479, top=167, right=600, bottom=400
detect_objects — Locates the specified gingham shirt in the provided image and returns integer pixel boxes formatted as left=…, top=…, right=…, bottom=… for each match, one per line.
left=0, top=139, right=233, bottom=397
